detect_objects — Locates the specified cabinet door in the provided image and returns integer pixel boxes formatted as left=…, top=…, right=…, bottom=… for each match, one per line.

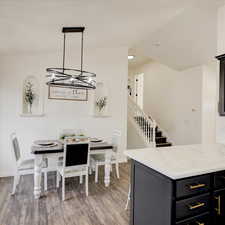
left=213, top=190, right=225, bottom=225
left=131, top=161, right=173, bottom=225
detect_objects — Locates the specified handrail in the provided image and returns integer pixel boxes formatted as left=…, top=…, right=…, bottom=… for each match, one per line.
left=128, top=95, right=154, bottom=123
left=128, top=94, right=156, bottom=147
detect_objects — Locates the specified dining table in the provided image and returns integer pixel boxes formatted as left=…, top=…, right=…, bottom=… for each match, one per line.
left=31, top=139, right=113, bottom=199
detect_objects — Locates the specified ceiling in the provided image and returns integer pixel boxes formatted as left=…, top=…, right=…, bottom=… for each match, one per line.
left=135, top=0, right=222, bottom=70
left=0, top=0, right=224, bottom=69
left=128, top=48, right=151, bottom=69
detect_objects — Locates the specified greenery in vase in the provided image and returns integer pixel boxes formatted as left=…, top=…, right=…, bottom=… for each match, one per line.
left=24, top=81, right=35, bottom=113
left=95, top=97, right=107, bottom=112
left=60, top=133, right=76, bottom=140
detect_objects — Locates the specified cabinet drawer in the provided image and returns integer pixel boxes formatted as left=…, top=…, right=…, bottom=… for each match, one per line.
left=176, top=194, right=210, bottom=220
left=176, top=212, right=210, bottom=225
left=214, top=171, right=225, bottom=190
left=176, top=175, right=210, bottom=198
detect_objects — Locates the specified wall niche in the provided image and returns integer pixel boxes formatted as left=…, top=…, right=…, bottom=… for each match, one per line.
left=21, top=76, right=44, bottom=117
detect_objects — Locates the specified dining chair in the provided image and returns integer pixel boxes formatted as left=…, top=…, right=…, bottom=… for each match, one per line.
left=58, top=129, right=86, bottom=183
left=10, top=133, right=48, bottom=195
left=90, top=130, right=121, bottom=183
left=56, top=141, right=90, bottom=201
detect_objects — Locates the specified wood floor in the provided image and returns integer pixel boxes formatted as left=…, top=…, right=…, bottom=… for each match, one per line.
left=0, top=163, right=130, bottom=225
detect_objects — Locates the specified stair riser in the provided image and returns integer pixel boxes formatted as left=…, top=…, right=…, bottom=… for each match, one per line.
left=156, top=137, right=167, bottom=144
left=156, top=131, right=162, bottom=137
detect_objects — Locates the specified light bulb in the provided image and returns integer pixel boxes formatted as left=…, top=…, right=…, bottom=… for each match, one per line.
left=51, top=73, right=56, bottom=80
left=128, top=55, right=135, bottom=60
left=70, top=77, right=75, bottom=83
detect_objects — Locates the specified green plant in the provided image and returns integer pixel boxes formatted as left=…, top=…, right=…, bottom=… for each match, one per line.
left=95, top=97, right=107, bottom=112
left=24, top=81, right=35, bottom=113
left=60, top=133, right=76, bottom=140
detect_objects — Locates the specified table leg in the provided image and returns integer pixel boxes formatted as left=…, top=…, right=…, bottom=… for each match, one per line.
left=104, top=150, right=112, bottom=187
left=34, top=155, right=43, bottom=199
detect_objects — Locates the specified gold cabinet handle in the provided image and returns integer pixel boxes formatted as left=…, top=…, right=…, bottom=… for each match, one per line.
left=188, top=183, right=206, bottom=190
left=215, top=195, right=221, bottom=215
left=186, top=221, right=205, bottom=225
left=196, top=222, right=204, bottom=225
left=188, top=202, right=205, bottom=210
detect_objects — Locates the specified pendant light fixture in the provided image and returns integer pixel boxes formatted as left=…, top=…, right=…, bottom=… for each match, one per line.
left=46, top=27, right=96, bottom=89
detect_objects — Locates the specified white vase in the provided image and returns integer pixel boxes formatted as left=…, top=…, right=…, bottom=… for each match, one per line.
left=27, top=104, right=32, bottom=114
left=95, top=106, right=106, bottom=117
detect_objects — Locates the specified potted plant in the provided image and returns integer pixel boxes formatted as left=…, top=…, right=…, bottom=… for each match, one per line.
left=95, top=96, right=107, bottom=116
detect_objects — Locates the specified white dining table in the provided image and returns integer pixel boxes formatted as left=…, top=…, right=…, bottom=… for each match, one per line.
left=31, top=140, right=113, bottom=199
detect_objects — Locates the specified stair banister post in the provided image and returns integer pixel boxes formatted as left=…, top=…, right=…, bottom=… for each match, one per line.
left=152, top=120, right=156, bottom=148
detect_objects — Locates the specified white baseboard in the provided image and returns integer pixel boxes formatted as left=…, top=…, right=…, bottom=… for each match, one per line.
left=118, top=155, right=128, bottom=163
left=0, top=171, right=15, bottom=178
left=0, top=156, right=128, bottom=178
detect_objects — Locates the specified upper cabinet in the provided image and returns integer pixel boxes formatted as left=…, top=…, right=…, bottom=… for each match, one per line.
left=216, top=54, right=225, bottom=116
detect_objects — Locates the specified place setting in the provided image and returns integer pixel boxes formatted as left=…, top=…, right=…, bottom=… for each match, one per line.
left=33, top=140, right=59, bottom=148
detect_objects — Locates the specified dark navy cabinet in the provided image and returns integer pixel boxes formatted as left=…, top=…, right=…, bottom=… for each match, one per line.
left=130, top=160, right=225, bottom=225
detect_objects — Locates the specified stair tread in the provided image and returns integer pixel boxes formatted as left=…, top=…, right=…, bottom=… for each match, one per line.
left=156, top=142, right=172, bottom=147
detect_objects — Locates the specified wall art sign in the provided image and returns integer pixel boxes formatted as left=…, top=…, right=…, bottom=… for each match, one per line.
left=48, top=85, right=88, bottom=101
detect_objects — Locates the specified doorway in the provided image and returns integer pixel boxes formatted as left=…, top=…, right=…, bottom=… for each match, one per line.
left=134, top=73, right=144, bottom=109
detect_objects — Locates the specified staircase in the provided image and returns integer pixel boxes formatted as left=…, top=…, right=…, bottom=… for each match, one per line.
left=128, top=95, right=172, bottom=148
left=155, top=126, right=172, bottom=147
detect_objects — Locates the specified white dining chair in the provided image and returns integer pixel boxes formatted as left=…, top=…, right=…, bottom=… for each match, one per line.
left=56, top=141, right=90, bottom=201
left=58, top=129, right=87, bottom=183
left=90, top=130, right=121, bottom=183
left=10, top=133, right=48, bottom=195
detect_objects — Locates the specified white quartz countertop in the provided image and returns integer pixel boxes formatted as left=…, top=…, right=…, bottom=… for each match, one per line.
left=125, top=144, right=225, bottom=180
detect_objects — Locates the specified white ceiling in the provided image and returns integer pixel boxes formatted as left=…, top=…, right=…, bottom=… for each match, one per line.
left=0, top=0, right=224, bottom=69
left=128, top=48, right=151, bottom=69
left=135, top=0, right=221, bottom=70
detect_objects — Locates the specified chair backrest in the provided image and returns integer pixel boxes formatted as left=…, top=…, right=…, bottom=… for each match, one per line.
left=112, top=130, right=121, bottom=153
left=63, top=141, right=90, bottom=170
left=10, top=133, right=21, bottom=162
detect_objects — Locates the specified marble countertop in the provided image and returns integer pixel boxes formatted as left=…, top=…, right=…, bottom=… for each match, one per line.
left=125, top=144, right=225, bottom=180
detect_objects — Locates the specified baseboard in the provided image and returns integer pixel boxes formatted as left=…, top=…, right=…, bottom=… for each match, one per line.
left=118, top=155, right=128, bottom=163
left=0, top=156, right=128, bottom=178
left=0, top=171, right=15, bottom=178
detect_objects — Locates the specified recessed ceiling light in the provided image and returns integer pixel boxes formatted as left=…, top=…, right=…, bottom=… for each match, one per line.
left=128, top=55, right=135, bottom=60
left=153, top=42, right=161, bottom=47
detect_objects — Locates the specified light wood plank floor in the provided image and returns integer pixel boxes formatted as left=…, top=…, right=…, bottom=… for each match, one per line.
left=0, top=163, right=130, bottom=225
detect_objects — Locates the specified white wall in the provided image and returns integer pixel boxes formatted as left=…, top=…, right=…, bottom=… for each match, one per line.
left=0, top=47, right=128, bottom=176
left=129, top=61, right=203, bottom=145
left=127, top=119, right=146, bottom=149
left=201, top=62, right=217, bottom=143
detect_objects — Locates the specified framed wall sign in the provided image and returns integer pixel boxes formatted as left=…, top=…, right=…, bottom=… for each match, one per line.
left=48, top=85, right=88, bottom=101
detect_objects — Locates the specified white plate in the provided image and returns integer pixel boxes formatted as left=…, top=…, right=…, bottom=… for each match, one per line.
left=90, top=138, right=103, bottom=143
left=34, top=140, right=58, bottom=147
left=37, top=143, right=57, bottom=148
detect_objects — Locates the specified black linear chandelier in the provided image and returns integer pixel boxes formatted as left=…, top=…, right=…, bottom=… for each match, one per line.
left=46, top=27, right=96, bottom=89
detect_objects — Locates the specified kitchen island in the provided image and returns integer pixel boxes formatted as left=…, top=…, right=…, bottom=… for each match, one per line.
left=125, top=144, right=225, bottom=225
